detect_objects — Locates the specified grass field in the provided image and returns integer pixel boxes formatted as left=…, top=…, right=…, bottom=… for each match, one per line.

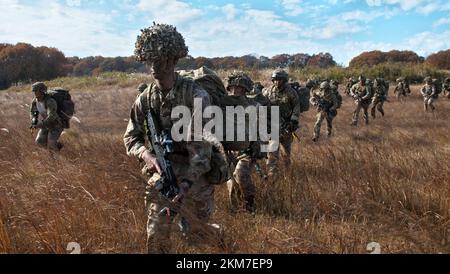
left=0, top=75, right=448, bottom=254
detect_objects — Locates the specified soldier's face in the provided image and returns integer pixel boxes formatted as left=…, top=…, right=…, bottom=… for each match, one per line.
left=150, top=57, right=176, bottom=80
left=273, top=79, right=285, bottom=89
left=34, top=90, right=45, bottom=101
left=229, top=86, right=246, bottom=96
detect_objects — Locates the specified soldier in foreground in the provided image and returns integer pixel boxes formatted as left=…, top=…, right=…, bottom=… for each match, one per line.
left=350, top=75, right=372, bottom=126
left=310, top=81, right=339, bottom=142
left=421, top=77, right=437, bottom=112
left=123, top=23, right=223, bottom=253
left=29, top=82, right=68, bottom=151
left=263, top=69, right=301, bottom=179
left=371, top=78, right=388, bottom=119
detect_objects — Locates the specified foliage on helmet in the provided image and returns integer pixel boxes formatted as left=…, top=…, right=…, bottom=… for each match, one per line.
left=135, top=22, right=188, bottom=63
left=226, top=71, right=254, bottom=93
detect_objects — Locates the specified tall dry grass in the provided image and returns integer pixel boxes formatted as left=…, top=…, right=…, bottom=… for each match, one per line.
left=0, top=81, right=448, bottom=254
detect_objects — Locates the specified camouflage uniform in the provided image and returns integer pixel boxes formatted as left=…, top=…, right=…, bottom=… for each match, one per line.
left=310, top=82, right=339, bottom=141
left=30, top=82, right=64, bottom=151
left=224, top=72, right=258, bottom=212
left=263, top=69, right=301, bottom=177
left=124, top=23, right=220, bottom=254
left=345, top=78, right=357, bottom=96
left=138, top=83, right=148, bottom=94
left=394, top=78, right=409, bottom=100
left=350, top=76, right=372, bottom=126
left=371, top=78, right=388, bottom=118
left=421, top=77, right=436, bottom=112
left=444, top=78, right=450, bottom=99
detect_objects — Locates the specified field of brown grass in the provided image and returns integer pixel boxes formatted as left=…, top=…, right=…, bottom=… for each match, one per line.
left=0, top=77, right=449, bottom=254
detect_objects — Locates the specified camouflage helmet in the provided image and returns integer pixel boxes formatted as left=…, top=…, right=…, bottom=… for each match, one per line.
left=271, top=69, right=289, bottom=81
left=319, top=81, right=330, bottom=90
left=138, top=83, right=148, bottom=92
left=135, top=22, right=188, bottom=63
left=31, top=82, right=47, bottom=93
left=226, top=71, right=254, bottom=93
left=445, top=77, right=450, bottom=83
left=358, top=75, right=366, bottom=82
left=396, top=77, right=405, bottom=83
left=424, top=76, right=432, bottom=83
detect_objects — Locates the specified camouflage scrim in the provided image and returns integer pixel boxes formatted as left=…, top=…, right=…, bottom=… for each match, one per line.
left=135, top=23, right=189, bottom=62
left=225, top=71, right=254, bottom=93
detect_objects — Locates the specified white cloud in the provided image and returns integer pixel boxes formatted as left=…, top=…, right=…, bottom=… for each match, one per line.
left=66, top=0, right=81, bottom=7
left=404, top=31, right=450, bottom=56
left=279, top=0, right=305, bottom=16
left=137, top=0, right=202, bottom=25
left=0, top=0, right=132, bottom=57
left=433, top=17, right=450, bottom=27
left=365, top=0, right=426, bottom=11
left=222, top=4, right=238, bottom=20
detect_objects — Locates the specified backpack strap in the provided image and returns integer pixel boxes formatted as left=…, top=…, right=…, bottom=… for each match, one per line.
left=140, top=83, right=155, bottom=116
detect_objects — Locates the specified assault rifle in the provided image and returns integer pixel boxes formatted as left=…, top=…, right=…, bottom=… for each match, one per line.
left=146, top=111, right=179, bottom=217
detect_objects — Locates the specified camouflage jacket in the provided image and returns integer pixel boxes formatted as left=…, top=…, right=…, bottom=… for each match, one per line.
left=394, top=82, right=406, bottom=93
left=123, top=73, right=213, bottom=183
left=373, top=85, right=387, bottom=99
left=421, top=84, right=436, bottom=97
left=30, top=95, right=62, bottom=129
left=310, top=89, right=338, bottom=111
left=263, top=83, right=300, bottom=123
left=350, top=83, right=372, bottom=102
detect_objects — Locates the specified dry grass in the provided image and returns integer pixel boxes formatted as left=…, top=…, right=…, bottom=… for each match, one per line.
left=0, top=80, right=449, bottom=254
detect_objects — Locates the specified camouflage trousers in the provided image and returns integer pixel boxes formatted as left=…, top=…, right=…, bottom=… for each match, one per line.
left=395, top=90, right=407, bottom=100
left=423, top=96, right=435, bottom=111
left=227, top=155, right=255, bottom=212
left=352, top=101, right=370, bottom=126
left=371, top=98, right=385, bottom=118
left=267, top=133, right=293, bottom=178
left=145, top=159, right=219, bottom=254
left=35, top=126, right=63, bottom=151
left=314, top=110, right=336, bottom=139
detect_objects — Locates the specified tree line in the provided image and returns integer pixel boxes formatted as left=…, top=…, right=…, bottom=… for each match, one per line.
left=0, top=42, right=448, bottom=90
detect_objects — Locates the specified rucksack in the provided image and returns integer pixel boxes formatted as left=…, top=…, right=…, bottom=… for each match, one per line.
left=290, top=83, right=310, bottom=113
left=179, top=67, right=257, bottom=152
left=432, top=79, right=442, bottom=95
left=47, top=88, right=75, bottom=128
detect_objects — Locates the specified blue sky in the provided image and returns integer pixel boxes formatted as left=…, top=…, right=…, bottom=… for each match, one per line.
left=0, top=0, right=449, bottom=65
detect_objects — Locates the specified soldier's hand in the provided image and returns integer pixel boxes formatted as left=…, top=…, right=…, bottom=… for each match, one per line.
left=173, top=180, right=191, bottom=204
left=142, top=150, right=162, bottom=175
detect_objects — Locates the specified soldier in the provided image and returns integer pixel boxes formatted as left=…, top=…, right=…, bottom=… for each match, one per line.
left=345, top=77, right=357, bottom=96
left=248, top=81, right=270, bottom=106
left=124, top=23, right=222, bottom=253
left=421, top=77, right=437, bottom=112
left=29, top=82, right=64, bottom=151
left=263, top=69, right=301, bottom=178
left=394, top=77, right=409, bottom=100
left=350, top=75, right=372, bottom=126
left=137, top=83, right=148, bottom=94
left=443, top=77, right=450, bottom=99
left=371, top=78, right=388, bottom=119
left=225, top=72, right=258, bottom=213
left=310, top=81, right=339, bottom=142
